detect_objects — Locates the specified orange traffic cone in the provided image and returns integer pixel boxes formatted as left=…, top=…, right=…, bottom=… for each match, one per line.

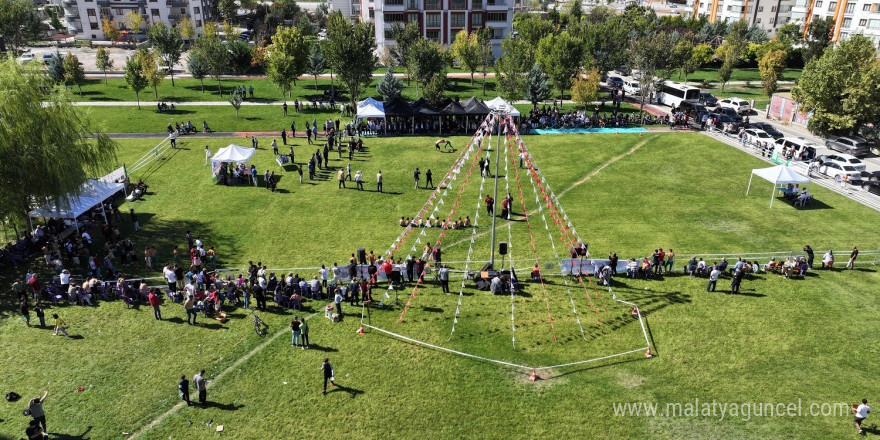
left=645, top=347, right=654, bottom=358
left=356, top=324, right=365, bottom=334
left=529, top=369, right=540, bottom=382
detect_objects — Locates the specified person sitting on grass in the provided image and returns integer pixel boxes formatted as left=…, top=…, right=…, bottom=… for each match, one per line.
left=531, top=264, right=543, bottom=282
left=626, top=259, right=639, bottom=279
left=822, top=249, right=834, bottom=269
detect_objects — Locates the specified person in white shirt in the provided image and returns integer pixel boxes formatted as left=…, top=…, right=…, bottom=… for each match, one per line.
left=81, top=231, right=92, bottom=246
left=204, top=146, right=211, bottom=165
left=854, top=399, right=871, bottom=434
left=59, top=270, right=71, bottom=291
left=376, top=170, right=383, bottom=192
left=320, top=266, right=328, bottom=288
left=164, top=265, right=177, bottom=293
left=707, top=266, right=721, bottom=292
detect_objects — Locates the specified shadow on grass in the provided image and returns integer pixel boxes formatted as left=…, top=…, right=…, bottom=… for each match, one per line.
left=51, top=425, right=93, bottom=440
left=201, top=400, right=244, bottom=411
left=326, top=384, right=364, bottom=398
left=305, top=344, right=337, bottom=352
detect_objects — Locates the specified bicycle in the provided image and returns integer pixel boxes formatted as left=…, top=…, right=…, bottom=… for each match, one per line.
left=251, top=310, right=267, bottom=336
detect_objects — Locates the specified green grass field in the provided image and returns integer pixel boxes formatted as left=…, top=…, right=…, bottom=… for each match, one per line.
left=1, top=132, right=878, bottom=439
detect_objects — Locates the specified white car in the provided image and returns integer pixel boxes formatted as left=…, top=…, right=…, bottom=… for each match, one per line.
left=17, top=53, right=35, bottom=63
left=718, top=98, right=752, bottom=115
left=818, top=154, right=866, bottom=172
left=743, top=129, right=773, bottom=148
left=816, top=161, right=863, bottom=179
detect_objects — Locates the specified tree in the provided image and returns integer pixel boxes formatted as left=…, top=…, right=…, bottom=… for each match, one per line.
left=324, top=11, right=377, bottom=106
left=793, top=36, right=880, bottom=135
left=46, top=52, right=66, bottom=84
left=194, top=33, right=230, bottom=96
left=218, top=0, right=238, bottom=21
left=409, top=38, right=448, bottom=95
left=536, top=31, right=583, bottom=100
left=222, top=20, right=239, bottom=41
left=523, top=63, right=552, bottom=109
left=227, top=39, right=253, bottom=74
left=267, top=26, right=309, bottom=101
left=389, top=22, right=420, bottom=86
left=148, top=23, right=184, bottom=86
left=0, top=0, right=42, bottom=53
left=672, top=40, right=694, bottom=80
left=775, top=22, right=801, bottom=53
left=124, top=55, right=148, bottom=108
left=629, top=32, right=675, bottom=120
left=718, top=57, right=734, bottom=91
left=691, top=43, right=714, bottom=68
left=228, top=87, right=243, bottom=117
left=123, top=10, right=145, bottom=35
left=297, top=14, right=317, bottom=37
left=63, top=53, right=86, bottom=96
left=0, top=58, right=117, bottom=228
left=178, top=16, right=196, bottom=41
left=496, top=33, right=533, bottom=101
left=803, top=17, right=833, bottom=65
left=451, top=30, right=481, bottom=85
left=95, top=47, right=113, bottom=85
left=307, top=43, right=326, bottom=90
left=758, top=49, right=786, bottom=99
left=136, top=48, right=165, bottom=99
left=422, top=75, right=446, bottom=108
left=567, top=0, right=583, bottom=21
left=377, top=68, right=404, bottom=102
left=187, top=49, right=209, bottom=92
left=571, top=67, right=600, bottom=110
left=476, top=27, right=493, bottom=96
left=102, top=18, right=121, bottom=44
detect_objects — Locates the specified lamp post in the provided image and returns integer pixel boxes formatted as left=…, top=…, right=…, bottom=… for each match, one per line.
left=488, top=108, right=507, bottom=268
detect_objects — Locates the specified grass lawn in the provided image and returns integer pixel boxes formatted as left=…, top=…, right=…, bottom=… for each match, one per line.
left=685, top=67, right=803, bottom=83
left=1, top=132, right=878, bottom=439
left=70, top=76, right=499, bottom=104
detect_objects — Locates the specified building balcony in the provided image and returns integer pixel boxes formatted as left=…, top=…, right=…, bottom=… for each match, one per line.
left=166, top=0, right=187, bottom=5
left=486, top=0, right=505, bottom=6
left=449, top=0, right=467, bottom=9
left=64, top=10, right=80, bottom=19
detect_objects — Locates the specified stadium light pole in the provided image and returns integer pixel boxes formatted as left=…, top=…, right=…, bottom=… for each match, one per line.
left=489, top=108, right=506, bottom=268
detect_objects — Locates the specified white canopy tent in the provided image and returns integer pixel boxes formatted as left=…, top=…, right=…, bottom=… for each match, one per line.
left=28, top=179, right=125, bottom=224
left=484, top=97, right=521, bottom=117
left=356, top=100, right=386, bottom=122
left=211, top=144, right=255, bottom=163
left=746, top=165, right=811, bottom=207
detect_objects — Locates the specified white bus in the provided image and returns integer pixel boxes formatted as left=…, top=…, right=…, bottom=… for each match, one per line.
left=655, top=81, right=701, bottom=108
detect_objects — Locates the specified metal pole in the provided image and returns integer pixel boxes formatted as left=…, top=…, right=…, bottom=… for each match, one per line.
left=489, top=111, right=503, bottom=267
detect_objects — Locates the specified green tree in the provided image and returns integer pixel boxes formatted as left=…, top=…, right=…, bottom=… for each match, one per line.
left=567, top=0, right=583, bottom=21
left=793, top=35, right=880, bottom=135
left=571, top=14, right=629, bottom=76
left=222, top=20, right=239, bottom=41
left=802, top=17, right=833, bottom=64
left=227, top=40, right=253, bottom=74
left=775, top=22, right=801, bottom=52
left=0, top=58, right=117, bottom=227
left=102, top=18, right=120, bottom=44
left=123, top=10, right=145, bottom=35
left=451, top=30, right=481, bottom=85
left=297, top=14, right=317, bottom=36
left=523, top=63, right=552, bottom=109
left=178, top=16, right=196, bottom=41
left=307, top=43, right=326, bottom=90
left=218, top=0, right=238, bottom=21
left=758, top=49, right=786, bottom=98
left=46, top=52, right=65, bottom=84
left=718, top=58, right=734, bottom=91
left=409, top=38, right=448, bottom=95
left=124, top=55, right=148, bottom=108
left=389, top=22, right=420, bottom=85
left=324, top=11, right=377, bottom=106
left=571, top=67, right=601, bottom=110
left=512, top=14, right=553, bottom=59
left=629, top=32, right=675, bottom=120
left=672, top=40, right=694, bottom=80
left=194, top=33, right=230, bottom=96
left=476, top=27, right=493, bottom=96
left=228, top=87, right=243, bottom=117
left=63, top=53, right=86, bottom=96
left=691, top=43, right=714, bottom=67
left=187, top=49, right=209, bottom=93
left=495, top=33, right=533, bottom=101
left=95, top=47, right=113, bottom=85
left=377, top=68, right=404, bottom=102
left=0, top=0, right=42, bottom=53
left=422, top=75, right=446, bottom=108
left=537, top=31, right=583, bottom=100
left=267, top=26, right=309, bottom=101
left=137, top=48, right=165, bottom=99
left=148, top=22, right=184, bottom=86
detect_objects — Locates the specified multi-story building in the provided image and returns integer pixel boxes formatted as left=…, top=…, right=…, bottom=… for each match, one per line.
left=690, top=0, right=795, bottom=36
left=55, top=0, right=209, bottom=41
left=363, top=0, right=516, bottom=56
left=791, top=0, right=880, bottom=44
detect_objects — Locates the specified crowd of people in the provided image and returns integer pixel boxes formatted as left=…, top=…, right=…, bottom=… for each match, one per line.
left=520, top=103, right=672, bottom=132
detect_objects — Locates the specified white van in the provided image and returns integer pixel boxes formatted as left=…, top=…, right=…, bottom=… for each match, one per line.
left=622, top=78, right=640, bottom=95
left=774, top=137, right=818, bottom=161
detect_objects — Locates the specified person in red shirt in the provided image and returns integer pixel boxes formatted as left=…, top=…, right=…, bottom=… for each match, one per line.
left=658, top=249, right=666, bottom=275
left=28, top=276, right=41, bottom=302
left=484, top=195, right=494, bottom=216
left=148, top=289, right=162, bottom=320
left=382, top=260, right=393, bottom=287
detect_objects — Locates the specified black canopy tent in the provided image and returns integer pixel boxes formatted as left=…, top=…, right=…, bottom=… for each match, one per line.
left=409, top=98, right=441, bottom=135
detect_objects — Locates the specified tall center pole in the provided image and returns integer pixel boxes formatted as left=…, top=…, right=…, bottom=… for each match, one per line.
left=489, top=112, right=504, bottom=267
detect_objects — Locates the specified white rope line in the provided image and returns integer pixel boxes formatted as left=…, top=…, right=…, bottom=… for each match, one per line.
left=129, top=136, right=172, bottom=174
left=506, top=221, right=517, bottom=349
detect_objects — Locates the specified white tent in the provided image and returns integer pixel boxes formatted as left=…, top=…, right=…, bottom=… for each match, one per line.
left=358, top=97, right=384, bottom=111
left=211, top=144, right=255, bottom=163
left=28, top=180, right=125, bottom=219
left=746, top=165, right=811, bottom=207
left=355, top=102, right=386, bottom=121
left=484, top=97, right=521, bottom=117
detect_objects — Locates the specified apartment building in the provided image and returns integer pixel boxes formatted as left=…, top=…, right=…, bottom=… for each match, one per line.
left=55, top=0, right=208, bottom=41
left=791, top=0, right=880, bottom=44
left=690, top=0, right=795, bottom=36
left=363, top=0, right=517, bottom=56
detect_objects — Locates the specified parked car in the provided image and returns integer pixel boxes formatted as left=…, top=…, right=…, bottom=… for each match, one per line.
left=861, top=181, right=880, bottom=195
left=679, top=101, right=709, bottom=119
left=607, top=76, right=624, bottom=88
left=816, top=161, right=863, bottom=179
left=818, top=154, right=867, bottom=172
left=743, top=129, right=774, bottom=148
left=699, top=92, right=718, bottom=107
left=825, top=136, right=871, bottom=157
left=718, top=97, right=752, bottom=115
left=747, top=122, right=783, bottom=139
left=714, top=107, right=743, bottom=124
left=708, top=112, right=741, bottom=130
left=775, top=137, right=819, bottom=161
left=18, top=53, right=35, bottom=63
left=240, top=30, right=252, bottom=41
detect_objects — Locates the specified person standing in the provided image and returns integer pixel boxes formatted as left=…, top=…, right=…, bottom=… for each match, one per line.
left=707, top=265, right=721, bottom=292
left=854, top=398, right=871, bottom=435
left=438, top=264, right=449, bottom=293
left=28, top=391, right=48, bottom=433
left=484, top=195, right=494, bottom=216
left=203, top=145, right=211, bottom=166
left=283, top=102, right=288, bottom=116
left=170, top=130, right=177, bottom=149
left=193, top=370, right=207, bottom=406
left=355, top=170, right=363, bottom=191
left=290, top=317, right=302, bottom=347
left=803, top=245, right=815, bottom=268
left=730, top=269, right=743, bottom=294
left=130, top=209, right=140, bottom=232
left=306, top=122, right=313, bottom=145
left=148, top=289, right=162, bottom=320
left=321, top=358, right=336, bottom=394
left=179, top=374, right=191, bottom=406
left=664, top=249, right=675, bottom=274
left=272, top=139, right=279, bottom=155
left=21, top=298, right=31, bottom=327
left=281, top=129, right=287, bottom=145
left=184, top=292, right=197, bottom=325
left=33, top=305, right=45, bottom=328
left=52, top=314, right=69, bottom=337
left=252, top=136, right=258, bottom=149
left=425, top=169, right=433, bottom=189
left=413, top=167, right=421, bottom=189
left=297, top=164, right=303, bottom=183
left=376, top=170, right=383, bottom=193
left=334, top=289, right=343, bottom=320
left=846, top=246, right=859, bottom=270
left=300, top=318, right=310, bottom=349
left=249, top=85, right=254, bottom=98
left=337, top=169, right=346, bottom=188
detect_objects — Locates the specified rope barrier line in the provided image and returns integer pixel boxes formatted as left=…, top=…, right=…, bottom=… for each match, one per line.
left=129, top=136, right=172, bottom=174
left=506, top=222, right=518, bottom=349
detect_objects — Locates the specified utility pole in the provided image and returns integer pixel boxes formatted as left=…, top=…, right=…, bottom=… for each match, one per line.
left=488, top=110, right=506, bottom=267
